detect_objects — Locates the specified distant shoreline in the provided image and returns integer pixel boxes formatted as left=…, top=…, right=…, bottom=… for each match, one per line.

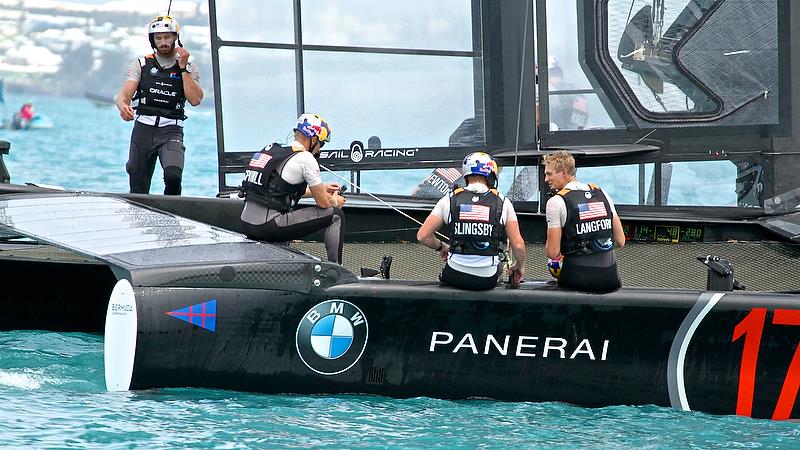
left=0, top=1, right=212, bottom=107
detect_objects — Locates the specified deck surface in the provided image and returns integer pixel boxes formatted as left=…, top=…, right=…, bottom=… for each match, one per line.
left=4, top=240, right=796, bottom=292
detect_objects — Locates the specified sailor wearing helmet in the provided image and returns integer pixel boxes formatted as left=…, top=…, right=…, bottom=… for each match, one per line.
left=115, top=15, right=203, bottom=195
left=417, top=152, right=526, bottom=290
left=239, top=114, right=347, bottom=265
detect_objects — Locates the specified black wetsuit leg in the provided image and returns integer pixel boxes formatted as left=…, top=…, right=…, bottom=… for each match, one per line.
left=559, top=251, right=621, bottom=292
left=440, top=263, right=501, bottom=291
left=241, top=205, right=345, bottom=264
left=126, top=121, right=158, bottom=194
left=126, top=123, right=185, bottom=195
left=157, top=125, right=185, bottom=195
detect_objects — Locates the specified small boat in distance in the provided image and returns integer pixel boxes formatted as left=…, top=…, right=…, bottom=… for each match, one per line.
left=84, top=92, right=116, bottom=108
left=5, top=113, right=53, bottom=130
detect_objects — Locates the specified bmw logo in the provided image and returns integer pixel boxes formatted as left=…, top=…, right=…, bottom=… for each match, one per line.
left=150, top=67, right=159, bottom=76
left=584, top=191, right=592, bottom=199
left=296, top=299, right=368, bottom=375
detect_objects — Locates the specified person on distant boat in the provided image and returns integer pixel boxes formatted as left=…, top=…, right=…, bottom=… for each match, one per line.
left=417, top=152, right=526, bottom=291
left=19, top=101, right=35, bottom=121
left=239, top=113, right=347, bottom=264
left=115, top=15, right=203, bottom=196
left=10, top=101, right=35, bottom=129
left=543, top=150, right=625, bottom=292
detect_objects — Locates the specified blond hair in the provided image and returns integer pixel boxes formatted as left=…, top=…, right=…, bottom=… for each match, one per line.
left=543, top=150, right=576, bottom=176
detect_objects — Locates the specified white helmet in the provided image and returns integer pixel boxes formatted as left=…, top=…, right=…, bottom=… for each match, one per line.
left=148, top=15, right=180, bottom=35
left=148, top=15, right=180, bottom=49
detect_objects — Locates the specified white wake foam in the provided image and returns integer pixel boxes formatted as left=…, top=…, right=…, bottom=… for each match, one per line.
left=0, top=370, right=43, bottom=390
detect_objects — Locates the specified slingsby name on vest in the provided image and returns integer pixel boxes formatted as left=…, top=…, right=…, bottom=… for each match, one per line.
left=576, top=218, right=612, bottom=235
left=244, top=170, right=263, bottom=185
left=454, top=222, right=494, bottom=235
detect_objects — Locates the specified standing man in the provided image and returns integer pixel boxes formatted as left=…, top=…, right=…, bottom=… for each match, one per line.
left=115, top=15, right=203, bottom=195
left=543, top=150, right=625, bottom=292
left=417, top=152, right=526, bottom=291
left=239, top=113, right=347, bottom=265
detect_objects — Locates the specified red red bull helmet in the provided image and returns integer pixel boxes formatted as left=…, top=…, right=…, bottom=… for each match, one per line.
left=462, top=152, right=500, bottom=186
left=295, top=113, right=332, bottom=145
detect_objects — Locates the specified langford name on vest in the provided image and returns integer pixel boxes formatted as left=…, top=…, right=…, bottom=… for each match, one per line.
left=575, top=218, right=612, bottom=235
left=454, top=222, right=494, bottom=235
left=429, top=332, right=610, bottom=360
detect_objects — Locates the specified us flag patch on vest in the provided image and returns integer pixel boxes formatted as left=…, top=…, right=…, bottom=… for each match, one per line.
left=578, top=202, right=607, bottom=220
left=249, top=153, right=272, bottom=169
left=459, top=204, right=490, bottom=222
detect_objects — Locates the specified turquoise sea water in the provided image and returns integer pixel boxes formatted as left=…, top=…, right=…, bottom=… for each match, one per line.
left=1, top=94, right=439, bottom=199
left=1, top=331, right=799, bottom=449
left=0, top=95, right=798, bottom=448
left=1, top=94, right=219, bottom=197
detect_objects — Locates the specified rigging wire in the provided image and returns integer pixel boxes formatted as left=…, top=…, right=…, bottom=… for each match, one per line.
left=625, top=0, right=636, bottom=26
left=511, top=0, right=531, bottom=185
left=318, top=164, right=449, bottom=241
left=633, top=128, right=657, bottom=145
left=315, top=3, right=532, bottom=261
left=506, top=0, right=533, bottom=278
left=166, top=0, right=173, bottom=15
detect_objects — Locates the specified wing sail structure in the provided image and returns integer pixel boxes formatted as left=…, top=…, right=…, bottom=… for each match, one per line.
left=0, top=193, right=354, bottom=291
left=0, top=194, right=246, bottom=257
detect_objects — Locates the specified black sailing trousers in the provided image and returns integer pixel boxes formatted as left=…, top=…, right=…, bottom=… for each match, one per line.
left=240, top=202, right=345, bottom=265
left=126, top=121, right=185, bottom=195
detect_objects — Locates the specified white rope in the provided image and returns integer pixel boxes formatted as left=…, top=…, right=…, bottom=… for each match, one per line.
left=318, top=163, right=449, bottom=241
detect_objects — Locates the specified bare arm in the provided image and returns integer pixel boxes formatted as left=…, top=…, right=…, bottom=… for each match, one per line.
left=176, top=49, right=203, bottom=106
left=417, top=213, right=449, bottom=261
left=115, top=80, right=139, bottom=121
left=305, top=182, right=341, bottom=197
left=505, top=219, right=526, bottom=282
left=546, top=227, right=562, bottom=260
left=612, top=214, right=625, bottom=248
left=308, top=183, right=345, bottom=209
left=182, top=71, right=203, bottom=106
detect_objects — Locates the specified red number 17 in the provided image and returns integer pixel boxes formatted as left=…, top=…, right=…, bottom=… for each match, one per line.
left=732, top=308, right=800, bottom=420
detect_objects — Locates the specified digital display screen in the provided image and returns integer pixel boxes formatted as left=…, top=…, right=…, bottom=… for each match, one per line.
left=654, top=225, right=680, bottom=243
left=623, top=224, right=703, bottom=243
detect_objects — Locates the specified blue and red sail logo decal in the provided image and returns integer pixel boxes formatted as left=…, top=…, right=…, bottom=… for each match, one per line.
left=166, top=299, right=217, bottom=332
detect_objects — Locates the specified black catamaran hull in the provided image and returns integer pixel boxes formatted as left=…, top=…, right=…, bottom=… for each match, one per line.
left=106, top=280, right=800, bottom=421
left=2, top=193, right=796, bottom=420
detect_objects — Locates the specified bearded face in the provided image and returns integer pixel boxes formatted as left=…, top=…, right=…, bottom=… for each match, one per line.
left=152, top=32, right=177, bottom=55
